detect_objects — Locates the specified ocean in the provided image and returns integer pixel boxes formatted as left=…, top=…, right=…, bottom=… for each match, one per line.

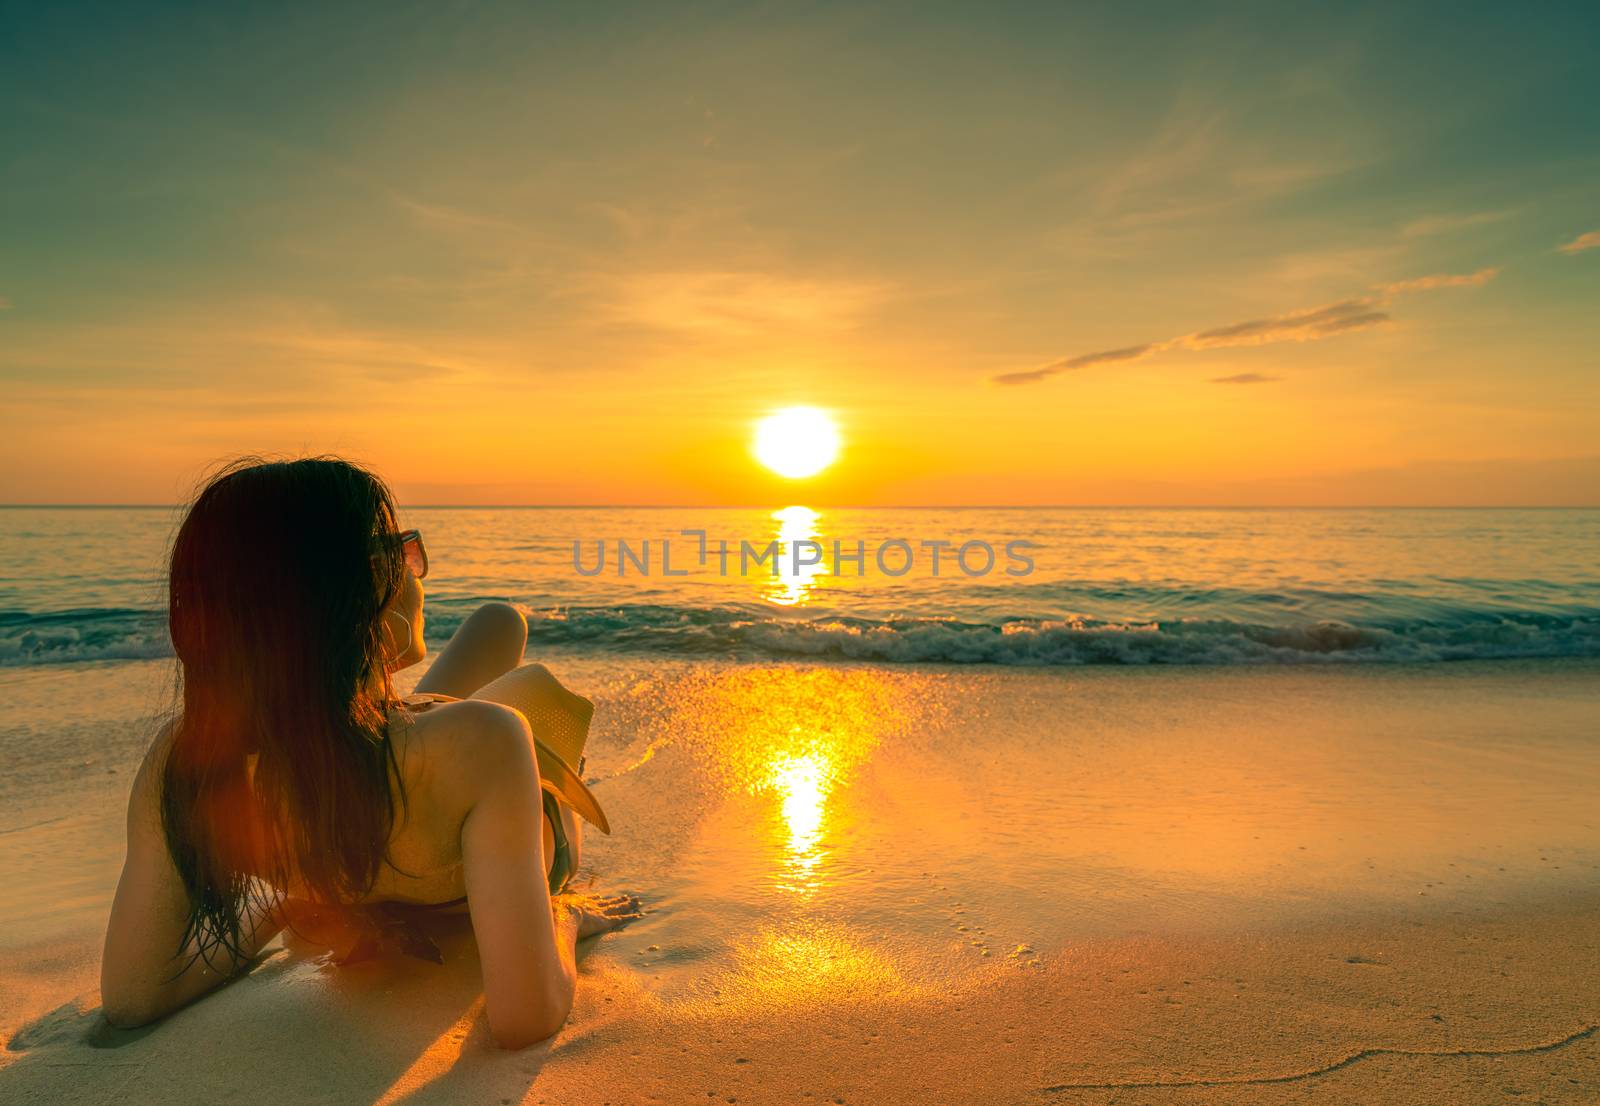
left=3, top=506, right=1597, bottom=668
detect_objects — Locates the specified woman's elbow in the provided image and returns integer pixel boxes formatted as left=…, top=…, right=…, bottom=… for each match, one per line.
left=488, top=1010, right=567, bottom=1051
left=100, top=989, right=164, bottom=1030
left=99, top=962, right=183, bottom=1030
left=487, top=983, right=574, bottom=1050
left=489, top=1021, right=558, bottom=1051
left=99, top=966, right=150, bottom=1029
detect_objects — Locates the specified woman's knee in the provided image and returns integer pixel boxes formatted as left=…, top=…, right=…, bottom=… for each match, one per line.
left=455, top=603, right=527, bottom=664
left=465, top=602, right=528, bottom=643
left=415, top=604, right=528, bottom=697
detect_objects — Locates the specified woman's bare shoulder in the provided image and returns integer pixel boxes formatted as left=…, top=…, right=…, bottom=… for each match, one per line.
left=125, top=716, right=179, bottom=827
left=395, top=699, right=535, bottom=807
left=406, top=697, right=529, bottom=747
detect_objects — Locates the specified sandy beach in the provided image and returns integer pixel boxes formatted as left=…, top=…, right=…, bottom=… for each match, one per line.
left=4, top=655, right=1597, bottom=1104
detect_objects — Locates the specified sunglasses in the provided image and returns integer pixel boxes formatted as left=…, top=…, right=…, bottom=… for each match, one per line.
left=394, top=528, right=429, bottom=580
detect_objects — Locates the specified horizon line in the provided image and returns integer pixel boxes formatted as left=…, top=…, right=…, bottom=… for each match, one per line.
left=3, top=503, right=1598, bottom=511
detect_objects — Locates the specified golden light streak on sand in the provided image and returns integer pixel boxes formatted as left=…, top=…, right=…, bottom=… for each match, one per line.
left=370, top=996, right=485, bottom=1106
left=654, top=666, right=935, bottom=898
left=671, top=920, right=924, bottom=1020
left=768, top=751, right=830, bottom=893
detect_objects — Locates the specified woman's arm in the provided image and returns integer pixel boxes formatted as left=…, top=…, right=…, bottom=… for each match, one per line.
left=454, top=700, right=581, bottom=1048
left=100, top=727, right=285, bottom=1028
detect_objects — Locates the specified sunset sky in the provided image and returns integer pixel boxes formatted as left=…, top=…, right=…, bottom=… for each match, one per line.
left=3, top=2, right=1597, bottom=505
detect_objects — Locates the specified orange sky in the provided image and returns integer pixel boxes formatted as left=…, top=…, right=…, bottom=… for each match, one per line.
left=2, top=5, right=1597, bottom=505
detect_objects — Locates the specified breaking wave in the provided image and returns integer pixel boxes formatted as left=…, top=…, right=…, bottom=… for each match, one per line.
left=9, top=600, right=1594, bottom=668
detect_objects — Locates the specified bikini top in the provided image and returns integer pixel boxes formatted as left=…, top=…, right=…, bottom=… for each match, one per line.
left=323, top=692, right=577, bottom=965
left=334, top=785, right=574, bottom=966
left=391, top=690, right=459, bottom=713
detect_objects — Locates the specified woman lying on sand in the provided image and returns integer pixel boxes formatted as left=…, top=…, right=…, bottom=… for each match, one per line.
left=100, top=457, right=641, bottom=1048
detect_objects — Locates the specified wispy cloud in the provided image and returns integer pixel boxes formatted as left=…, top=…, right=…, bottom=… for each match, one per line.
left=1210, top=372, right=1282, bottom=385
left=604, top=270, right=890, bottom=337
left=1044, top=100, right=1359, bottom=259
left=992, top=342, right=1160, bottom=385
left=1400, top=210, right=1513, bottom=238
left=1187, top=299, right=1391, bottom=348
left=1379, top=267, right=1499, bottom=294
left=990, top=367, right=1056, bottom=386
left=1054, top=343, right=1159, bottom=370
left=1557, top=230, right=1600, bottom=254
left=994, top=268, right=1499, bottom=386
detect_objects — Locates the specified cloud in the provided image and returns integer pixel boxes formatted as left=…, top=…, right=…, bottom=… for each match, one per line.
left=1379, top=267, right=1499, bottom=294
left=1069, top=105, right=1355, bottom=247
left=994, top=268, right=1499, bottom=385
left=605, top=270, right=889, bottom=337
left=391, top=194, right=544, bottom=240
left=1400, top=211, right=1512, bottom=238
left=1188, top=299, right=1389, bottom=348
left=994, top=342, right=1162, bottom=386
left=1210, top=373, right=1281, bottom=385
left=1557, top=230, right=1600, bottom=254
left=1057, top=343, right=1162, bottom=370
left=992, top=368, right=1059, bottom=387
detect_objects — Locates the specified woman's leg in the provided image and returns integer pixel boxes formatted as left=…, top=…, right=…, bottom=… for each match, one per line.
left=413, top=602, right=528, bottom=699
left=469, top=661, right=590, bottom=879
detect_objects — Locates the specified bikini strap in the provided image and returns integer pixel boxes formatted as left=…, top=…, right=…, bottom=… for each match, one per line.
left=392, top=692, right=458, bottom=711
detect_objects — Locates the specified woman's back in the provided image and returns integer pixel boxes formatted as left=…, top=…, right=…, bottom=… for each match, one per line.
left=236, top=698, right=485, bottom=908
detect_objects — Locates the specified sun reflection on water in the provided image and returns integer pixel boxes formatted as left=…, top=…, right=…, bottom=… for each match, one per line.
left=762, top=505, right=826, bottom=607
left=674, top=668, right=927, bottom=897
left=618, top=667, right=953, bottom=1021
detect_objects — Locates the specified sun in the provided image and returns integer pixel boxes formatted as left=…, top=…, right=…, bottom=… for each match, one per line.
left=753, top=407, right=840, bottom=479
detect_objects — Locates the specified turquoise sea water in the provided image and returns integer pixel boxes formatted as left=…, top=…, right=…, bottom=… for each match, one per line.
left=2, top=506, right=1597, bottom=667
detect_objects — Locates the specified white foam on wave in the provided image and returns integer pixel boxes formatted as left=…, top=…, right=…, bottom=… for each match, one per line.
left=715, top=613, right=1599, bottom=665
left=5, top=603, right=1597, bottom=668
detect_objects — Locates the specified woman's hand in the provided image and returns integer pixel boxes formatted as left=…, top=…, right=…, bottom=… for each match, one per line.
left=555, top=892, right=644, bottom=940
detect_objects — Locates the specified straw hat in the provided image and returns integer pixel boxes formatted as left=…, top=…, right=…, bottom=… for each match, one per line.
left=532, top=737, right=610, bottom=836
left=398, top=690, right=611, bottom=835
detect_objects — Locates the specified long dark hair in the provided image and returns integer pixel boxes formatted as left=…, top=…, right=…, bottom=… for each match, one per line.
left=160, top=456, right=410, bottom=966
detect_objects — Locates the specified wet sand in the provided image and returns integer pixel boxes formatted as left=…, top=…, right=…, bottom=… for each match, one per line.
left=2, top=656, right=1598, bottom=1104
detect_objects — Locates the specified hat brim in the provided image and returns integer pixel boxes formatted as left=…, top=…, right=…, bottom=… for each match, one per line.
left=534, top=738, right=611, bottom=835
